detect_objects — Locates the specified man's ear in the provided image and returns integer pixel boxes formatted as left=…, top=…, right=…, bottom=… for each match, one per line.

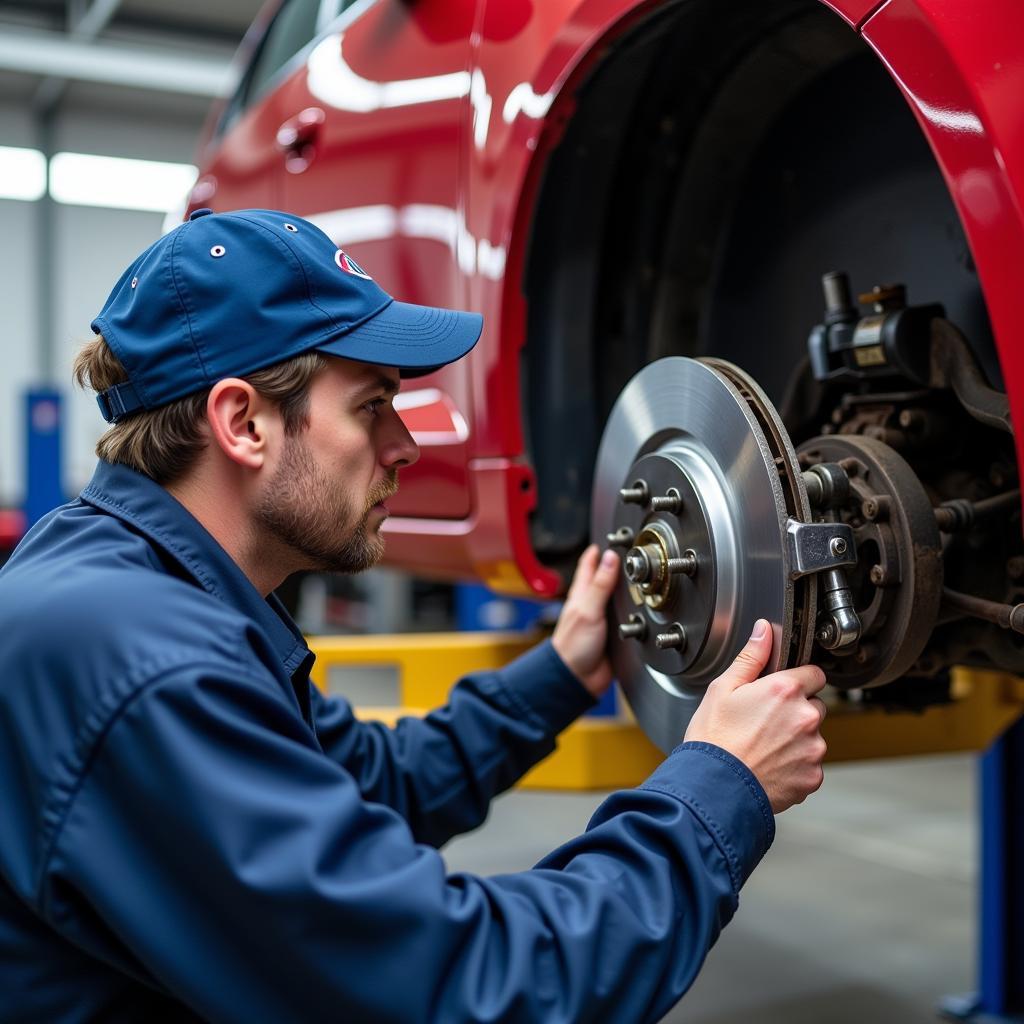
left=206, top=378, right=276, bottom=469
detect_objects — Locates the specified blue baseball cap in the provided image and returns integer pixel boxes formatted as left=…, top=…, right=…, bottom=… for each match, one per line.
left=90, top=208, right=483, bottom=423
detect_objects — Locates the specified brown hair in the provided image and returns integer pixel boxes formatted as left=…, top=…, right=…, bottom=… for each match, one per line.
left=73, top=335, right=327, bottom=484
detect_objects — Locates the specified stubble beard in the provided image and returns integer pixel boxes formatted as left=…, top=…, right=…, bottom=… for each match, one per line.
left=254, top=434, right=397, bottom=575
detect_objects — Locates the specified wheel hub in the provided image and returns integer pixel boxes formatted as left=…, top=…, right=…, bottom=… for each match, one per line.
left=606, top=448, right=716, bottom=676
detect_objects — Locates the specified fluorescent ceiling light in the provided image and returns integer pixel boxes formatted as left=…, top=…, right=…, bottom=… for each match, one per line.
left=0, top=146, right=47, bottom=201
left=50, top=152, right=197, bottom=213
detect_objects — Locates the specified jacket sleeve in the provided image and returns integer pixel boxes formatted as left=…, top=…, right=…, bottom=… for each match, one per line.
left=42, top=663, right=774, bottom=1024
left=308, top=639, right=595, bottom=846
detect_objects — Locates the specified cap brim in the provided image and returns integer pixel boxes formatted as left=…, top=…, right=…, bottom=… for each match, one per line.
left=316, top=299, right=483, bottom=378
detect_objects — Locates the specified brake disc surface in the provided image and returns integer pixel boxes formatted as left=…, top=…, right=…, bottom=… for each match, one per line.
left=591, top=356, right=814, bottom=752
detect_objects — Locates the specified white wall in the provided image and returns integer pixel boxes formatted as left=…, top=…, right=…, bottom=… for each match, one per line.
left=1, top=102, right=43, bottom=508
left=0, top=101, right=202, bottom=504
left=56, top=206, right=172, bottom=491
left=0, top=198, right=40, bottom=508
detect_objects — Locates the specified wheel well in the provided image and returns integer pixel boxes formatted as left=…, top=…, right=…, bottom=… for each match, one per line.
left=522, top=0, right=996, bottom=571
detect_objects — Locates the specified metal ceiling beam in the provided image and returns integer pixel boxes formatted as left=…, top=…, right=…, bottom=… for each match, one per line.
left=32, top=0, right=124, bottom=110
left=71, top=0, right=122, bottom=38
left=0, top=27, right=235, bottom=97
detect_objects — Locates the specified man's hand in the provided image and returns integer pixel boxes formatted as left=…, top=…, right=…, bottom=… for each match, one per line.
left=684, top=619, right=827, bottom=814
left=552, top=544, right=620, bottom=699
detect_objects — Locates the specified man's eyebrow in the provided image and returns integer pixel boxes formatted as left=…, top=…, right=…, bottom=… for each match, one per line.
left=353, top=373, right=400, bottom=400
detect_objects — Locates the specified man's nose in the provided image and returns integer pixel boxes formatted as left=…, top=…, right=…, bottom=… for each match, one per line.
left=383, top=410, right=420, bottom=469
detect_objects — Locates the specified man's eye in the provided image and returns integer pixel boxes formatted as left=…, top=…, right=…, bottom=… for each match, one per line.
left=363, top=398, right=387, bottom=415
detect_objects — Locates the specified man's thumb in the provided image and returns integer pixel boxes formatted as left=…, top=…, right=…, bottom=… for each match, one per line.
left=717, top=619, right=772, bottom=689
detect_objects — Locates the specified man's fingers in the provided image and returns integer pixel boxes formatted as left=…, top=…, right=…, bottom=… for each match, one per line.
left=716, top=619, right=773, bottom=690
left=793, top=664, right=828, bottom=697
left=576, top=548, right=620, bottom=618
left=809, top=695, right=827, bottom=725
left=562, top=544, right=620, bottom=621
left=565, top=544, right=600, bottom=602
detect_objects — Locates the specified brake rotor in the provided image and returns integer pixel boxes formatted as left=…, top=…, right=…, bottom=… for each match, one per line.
left=591, top=356, right=815, bottom=752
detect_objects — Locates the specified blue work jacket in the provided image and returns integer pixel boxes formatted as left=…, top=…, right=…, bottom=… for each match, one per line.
left=0, top=460, right=775, bottom=1023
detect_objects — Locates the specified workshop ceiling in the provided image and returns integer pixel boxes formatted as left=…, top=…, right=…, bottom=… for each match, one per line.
left=0, top=0, right=263, bottom=117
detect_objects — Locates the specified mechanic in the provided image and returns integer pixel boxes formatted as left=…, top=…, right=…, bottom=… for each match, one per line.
left=0, top=208, right=827, bottom=1023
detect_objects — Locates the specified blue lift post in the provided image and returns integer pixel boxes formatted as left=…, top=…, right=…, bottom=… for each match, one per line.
left=977, top=716, right=1024, bottom=1020
left=942, top=713, right=1024, bottom=1023
left=24, top=389, right=65, bottom=528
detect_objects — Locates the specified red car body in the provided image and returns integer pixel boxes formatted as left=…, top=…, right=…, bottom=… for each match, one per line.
left=190, top=0, right=1024, bottom=596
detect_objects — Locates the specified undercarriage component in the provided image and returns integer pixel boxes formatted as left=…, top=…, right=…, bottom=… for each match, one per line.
left=929, top=318, right=1012, bottom=434
left=808, top=277, right=1011, bottom=436
left=815, top=567, right=862, bottom=652
left=591, top=356, right=820, bottom=751
left=801, top=461, right=850, bottom=510
left=808, top=272, right=943, bottom=386
left=796, top=435, right=944, bottom=688
left=785, top=519, right=856, bottom=578
left=941, top=588, right=1024, bottom=635
left=934, top=490, right=1020, bottom=532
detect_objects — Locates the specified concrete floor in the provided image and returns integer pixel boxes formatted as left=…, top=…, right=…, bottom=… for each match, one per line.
left=442, top=753, right=977, bottom=1023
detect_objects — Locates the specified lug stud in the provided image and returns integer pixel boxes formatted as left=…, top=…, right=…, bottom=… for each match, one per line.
left=650, top=488, right=683, bottom=514
left=655, top=624, right=686, bottom=650
left=619, top=480, right=650, bottom=507
left=607, top=527, right=635, bottom=549
left=666, top=550, right=697, bottom=577
left=618, top=614, right=647, bottom=641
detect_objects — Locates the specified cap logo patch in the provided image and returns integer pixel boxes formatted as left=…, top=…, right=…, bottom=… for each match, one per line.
left=335, top=249, right=372, bottom=280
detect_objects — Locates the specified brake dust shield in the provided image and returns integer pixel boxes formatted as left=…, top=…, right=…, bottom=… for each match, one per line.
left=591, top=357, right=816, bottom=752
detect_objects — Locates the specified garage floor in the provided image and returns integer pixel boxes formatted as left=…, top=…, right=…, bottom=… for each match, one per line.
left=443, top=753, right=976, bottom=1023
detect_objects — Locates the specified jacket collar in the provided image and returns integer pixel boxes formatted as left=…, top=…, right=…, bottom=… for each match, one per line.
left=80, top=460, right=311, bottom=679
